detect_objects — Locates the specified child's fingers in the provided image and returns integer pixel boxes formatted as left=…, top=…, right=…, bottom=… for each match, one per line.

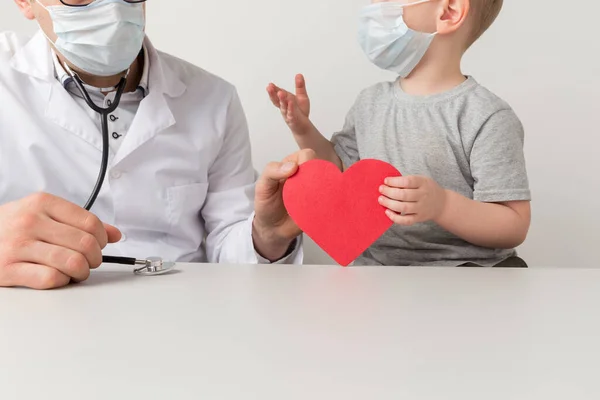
left=285, top=95, right=303, bottom=125
left=278, top=91, right=307, bottom=126
left=278, top=91, right=289, bottom=113
left=385, top=210, right=418, bottom=226
left=385, top=176, right=422, bottom=189
left=379, top=186, right=420, bottom=202
left=268, top=83, right=285, bottom=95
left=277, top=88, right=295, bottom=101
left=277, top=90, right=288, bottom=107
left=295, top=74, right=308, bottom=96
left=279, top=92, right=294, bottom=123
left=378, top=196, right=417, bottom=215
left=267, top=84, right=281, bottom=108
left=272, top=83, right=286, bottom=93
left=287, top=98, right=296, bottom=122
left=287, top=96, right=305, bottom=122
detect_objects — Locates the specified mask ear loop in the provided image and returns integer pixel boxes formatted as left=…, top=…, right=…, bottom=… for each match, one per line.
left=377, top=0, right=431, bottom=11
left=403, top=0, right=432, bottom=7
left=35, top=0, right=50, bottom=12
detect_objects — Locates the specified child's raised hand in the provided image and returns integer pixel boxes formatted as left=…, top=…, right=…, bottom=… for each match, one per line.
left=267, top=74, right=312, bottom=135
left=378, top=176, right=448, bottom=226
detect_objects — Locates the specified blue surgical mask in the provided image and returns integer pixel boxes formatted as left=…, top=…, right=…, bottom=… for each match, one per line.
left=358, top=0, right=437, bottom=78
left=37, top=0, right=146, bottom=77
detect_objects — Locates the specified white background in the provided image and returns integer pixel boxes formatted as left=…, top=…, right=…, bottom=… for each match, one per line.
left=1, top=0, right=598, bottom=267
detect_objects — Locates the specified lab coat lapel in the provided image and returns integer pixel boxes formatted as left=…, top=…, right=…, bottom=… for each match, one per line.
left=10, top=31, right=103, bottom=152
left=112, top=38, right=186, bottom=165
left=44, top=82, right=103, bottom=152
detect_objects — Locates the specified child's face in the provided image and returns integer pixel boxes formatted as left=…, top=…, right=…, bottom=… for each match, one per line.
left=371, top=0, right=439, bottom=34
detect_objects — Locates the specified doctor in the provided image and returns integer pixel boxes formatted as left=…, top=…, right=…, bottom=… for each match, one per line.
left=0, top=0, right=310, bottom=290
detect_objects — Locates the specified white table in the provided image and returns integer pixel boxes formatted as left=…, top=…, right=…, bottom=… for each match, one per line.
left=1, top=264, right=599, bottom=400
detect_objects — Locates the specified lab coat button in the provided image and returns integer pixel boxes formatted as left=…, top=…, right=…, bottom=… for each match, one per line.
left=110, top=170, right=122, bottom=179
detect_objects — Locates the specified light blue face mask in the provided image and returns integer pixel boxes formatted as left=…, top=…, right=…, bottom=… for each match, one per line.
left=358, top=0, right=437, bottom=78
left=37, top=0, right=146, bottom=77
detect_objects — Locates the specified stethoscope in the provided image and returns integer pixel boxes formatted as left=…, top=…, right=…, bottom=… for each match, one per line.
left=64, top=63, right=176, bottom=276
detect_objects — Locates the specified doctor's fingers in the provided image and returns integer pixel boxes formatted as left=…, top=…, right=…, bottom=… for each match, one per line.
left=12, top=241, right=93, bottom=283
left=0, top=263, right=71, bottom=290
left=283, top=149, right=317, bottom=165
left=29, top=193, right=110, bottom=248
left=258, top=161, right=299, bottom=194
left=104, top=223, right=122, bottom=244
left=257, top=150, right=316, bottom=196
left=34, top=218, right=104, bottom=269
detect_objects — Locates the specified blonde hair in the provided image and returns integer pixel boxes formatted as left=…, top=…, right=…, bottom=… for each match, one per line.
left=468, top=0, right=504, bottom=46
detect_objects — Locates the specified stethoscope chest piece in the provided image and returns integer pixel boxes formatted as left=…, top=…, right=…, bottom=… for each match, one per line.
left=133, top=257, right=177, bottom=276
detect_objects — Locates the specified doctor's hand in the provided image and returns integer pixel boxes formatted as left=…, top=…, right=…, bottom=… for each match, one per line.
left=253, top=149, right=316, bottom=261
left=0, top=193, right=122, bottom=290
left=267, top=74, right=316, bottom=137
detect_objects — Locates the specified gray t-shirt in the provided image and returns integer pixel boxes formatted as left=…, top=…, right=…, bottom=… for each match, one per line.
left=332, top=76, right=531, bottom=267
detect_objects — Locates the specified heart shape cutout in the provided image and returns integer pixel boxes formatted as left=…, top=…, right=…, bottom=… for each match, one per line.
left=283, top=159, right=401, bottom=266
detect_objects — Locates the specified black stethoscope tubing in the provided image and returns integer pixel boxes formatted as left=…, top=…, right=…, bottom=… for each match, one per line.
left=69, top=72, right=137, bottom=266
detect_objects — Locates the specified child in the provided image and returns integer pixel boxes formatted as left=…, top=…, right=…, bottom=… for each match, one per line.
left=267, top=0, right=531, bottom=267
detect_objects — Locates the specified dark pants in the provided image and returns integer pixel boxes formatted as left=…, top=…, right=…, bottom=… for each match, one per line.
left=460, top=257, right=528, bottom=268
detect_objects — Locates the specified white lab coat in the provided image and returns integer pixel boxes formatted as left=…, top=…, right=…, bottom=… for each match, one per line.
left=0, top=31, right=303, bottom=264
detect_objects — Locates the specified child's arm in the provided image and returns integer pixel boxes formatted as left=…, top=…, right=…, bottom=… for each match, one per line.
left=267, top=75, right=342, bottom=169
left=437, top=193, right=530, bottom=249
left=379, top=176, right=530, bottom=248
left=379, top=108, right=532, bottom=250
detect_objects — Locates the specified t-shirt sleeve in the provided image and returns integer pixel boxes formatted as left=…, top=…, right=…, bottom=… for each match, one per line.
left=470, top=108, right=532, bottom=203
left=331, top=102, right=360, bottom=169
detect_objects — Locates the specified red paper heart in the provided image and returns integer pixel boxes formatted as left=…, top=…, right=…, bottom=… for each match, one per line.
left=283, top=159, right=401, bottom=266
